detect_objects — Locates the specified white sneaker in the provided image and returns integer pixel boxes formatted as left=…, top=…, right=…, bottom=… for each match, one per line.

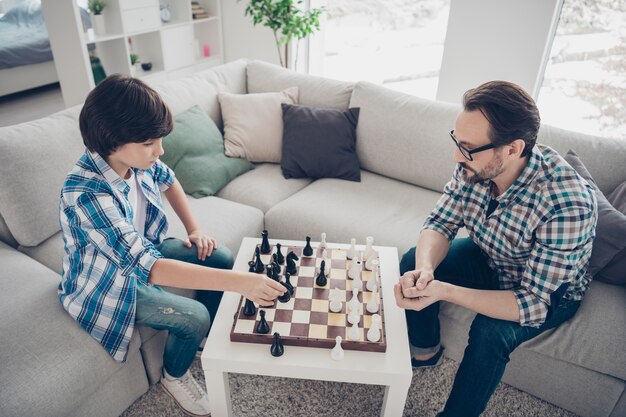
left=160, top=370, right=211, bottom=417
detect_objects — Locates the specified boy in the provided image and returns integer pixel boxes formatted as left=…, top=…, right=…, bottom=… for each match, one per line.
left=59, top=74, right=285, bottom=417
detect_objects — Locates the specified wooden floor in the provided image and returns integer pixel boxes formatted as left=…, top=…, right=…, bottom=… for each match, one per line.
left=0, top=83, right=65, bottom=127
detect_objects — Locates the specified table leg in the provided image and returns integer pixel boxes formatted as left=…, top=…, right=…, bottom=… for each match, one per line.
left=205, top=370, right=233, bottom=417
left=380, top=381, right=411, bottom=417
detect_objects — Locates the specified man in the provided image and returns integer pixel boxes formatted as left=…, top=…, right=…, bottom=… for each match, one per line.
left=394, top=81, right=597, bottom=417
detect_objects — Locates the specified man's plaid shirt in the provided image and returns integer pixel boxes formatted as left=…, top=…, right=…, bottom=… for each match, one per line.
left=423, top=145, right=597, bottom=327
left=59, top=150, right=174, bottom=361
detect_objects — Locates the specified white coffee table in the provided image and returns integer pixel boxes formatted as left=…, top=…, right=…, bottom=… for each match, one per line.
left=201, top=237, right=413, bottom=417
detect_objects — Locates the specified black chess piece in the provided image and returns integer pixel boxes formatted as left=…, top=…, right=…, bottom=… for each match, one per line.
left=277, top=287, right=291, bottom=303
left=316, top=260, right=328, bottom=287
left=261, top=230, right=271, bottom=254
left=284, top=272, right=295, bottom=296
left=265, top=264, right=274, bottom=279
left=303, top=236, right=313, bottom=257
left=272, top=262, right=280, bottom=281
left=256, top=310, right=270, bottom=334
left=286, top=251, right=299, bottom=275
left=254, top=247, right=264, bottom=273
left=272, top=254, right=281, bottom=274
left=243, top=299, right=257, bottom=316
left=276, top=243, right=285, bottom=264
left=248, top=260, right=256, bottom=273
left=270, top=332, right=284, bottom=357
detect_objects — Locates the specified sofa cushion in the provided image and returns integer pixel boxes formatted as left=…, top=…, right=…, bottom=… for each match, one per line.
left=0, top=241, right=147, bottom=416
left=153, top=59, right=248, bottom=130
left=564, top=150, right=626, bottom=284
left=608, top=180, right=626, bottom=214
left=19, top=231, right=64, bottom=274
left=160, top=105, right=253, bottom=197
left=0, top=213, right=17, bottom=248
left=216, top=163, right=313, bottom=213
left=281, top=103, right=361, bottom=182
left=219, top=87, right=299, bottom=162
left=0, top=106, right=85, bottom=247
left=265, top=170, right=443, bottom=256
left=247, top=60, right=354, bottom=110
left=349, top=81, right=460, bottom=193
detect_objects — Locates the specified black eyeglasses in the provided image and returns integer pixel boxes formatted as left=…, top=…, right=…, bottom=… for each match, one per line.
left=449, top=130, right=496, bottom=161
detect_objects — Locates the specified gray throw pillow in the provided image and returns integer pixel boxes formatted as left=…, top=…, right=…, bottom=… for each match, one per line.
left=281, top=103, right=361, bottom=181
left=564, top=150, right=626, bottom=285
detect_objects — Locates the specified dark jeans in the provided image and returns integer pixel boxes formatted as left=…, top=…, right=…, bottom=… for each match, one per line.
left=400, top=238, right=581, bottom=417
left=135, top=238, right=234, bottom=378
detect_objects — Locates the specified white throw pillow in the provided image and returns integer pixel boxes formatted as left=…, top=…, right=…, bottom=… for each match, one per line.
left=218, top=87, right=299, bottom=162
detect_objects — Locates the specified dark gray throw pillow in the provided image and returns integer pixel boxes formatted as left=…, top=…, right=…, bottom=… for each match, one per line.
left=281, top=103, right=361, bottom=181
left=564, top=150, right=626, bottom=285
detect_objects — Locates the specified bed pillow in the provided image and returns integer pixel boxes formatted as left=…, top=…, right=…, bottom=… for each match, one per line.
left=564, top=150, right=626, bottom=285
left=218, top=87, right=299, bottom=163
left=160, top=105, right=253, bottom=198
left=281, top=103, right=361, bottom=181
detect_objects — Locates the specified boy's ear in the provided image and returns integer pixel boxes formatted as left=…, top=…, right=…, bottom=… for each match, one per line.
left=507, top=139, right=525, bottom=158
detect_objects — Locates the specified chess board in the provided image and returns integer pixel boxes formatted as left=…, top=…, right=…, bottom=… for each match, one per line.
left=230, top=242, right=387, bottom=352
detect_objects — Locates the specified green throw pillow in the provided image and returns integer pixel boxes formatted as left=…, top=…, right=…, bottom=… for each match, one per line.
left=161, top=105, right=253, bottom=198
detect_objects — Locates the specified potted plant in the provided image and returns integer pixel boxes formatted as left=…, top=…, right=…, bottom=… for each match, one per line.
left=87, top=0, right=107, bottom=36
left=242, top=0, right=324, bottom=69
left=129, top=53, right=140, bottom=76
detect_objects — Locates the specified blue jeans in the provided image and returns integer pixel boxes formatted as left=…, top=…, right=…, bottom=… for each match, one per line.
left=135, top=238, right=234, bottom=378
left=400, top=238, right=581, bottom=417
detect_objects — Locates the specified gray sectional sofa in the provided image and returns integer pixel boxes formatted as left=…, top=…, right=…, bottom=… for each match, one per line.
left=0, top=59, right=624, bottom=417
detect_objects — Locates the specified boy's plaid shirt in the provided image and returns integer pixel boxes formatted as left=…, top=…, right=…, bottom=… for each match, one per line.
left=423, top=145, right=597, bottom=327
left=59, top=150, right=174, bottom=361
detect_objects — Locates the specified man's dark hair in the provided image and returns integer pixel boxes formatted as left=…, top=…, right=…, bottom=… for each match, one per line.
left=462, top=81, right=540, bottom=158
left=79, top=74, right=173, bottom=157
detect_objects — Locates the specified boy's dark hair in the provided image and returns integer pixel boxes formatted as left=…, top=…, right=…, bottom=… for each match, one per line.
left=79, top=74, right=173, bottom=157
left=463, top=81, right=540, bottom=158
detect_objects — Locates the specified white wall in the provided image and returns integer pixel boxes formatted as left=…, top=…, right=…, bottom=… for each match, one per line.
left=436, top=0, right=563, bottom=104
left=220, top=0, right=280, bottom=65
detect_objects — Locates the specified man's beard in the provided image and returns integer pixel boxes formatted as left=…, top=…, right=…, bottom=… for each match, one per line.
left=461, top=153, right=505, bottom=184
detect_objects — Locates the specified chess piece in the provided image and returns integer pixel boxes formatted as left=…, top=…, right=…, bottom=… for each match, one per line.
left=352, top=267, right=363, bottom=291
left=348, top=287, right=360, bottom=311
left=261, top=230, right=271, bottom=254
left=331, top=336, right=344, bottom=361
left=367, top=314, right=381, bottom=342
left=347, top=238, right=357, bottom=260
left=277, top=287, right=291, bottom=303
left=286, top=251, right=298, bottom=275
left=348, top=321, right=360, bottom=341
left=243, top=299, right=257, bottom=316
left=366, top=286, right=379, bottom=314
left=366, top=260, right=379, bottom=292
left=320, top=248, right=330, bottom=277
left=265, top=264, right=274, bottom=280
left=348, top=258, right=362, bottom=281
left=303, top=236, right=313, bottom=257
left=347, top=305, right=360, bottom=325
left=315, top=260, right=328, bottom=287
left=272, top=254, right=281, bottom=274
left=272, top=262, right=280, bottom=281
left=256, top=310, right=270, bottom=334
left=284, top=272, right=295, bottom=296
left=275, top=243, right=285, bottom=264
left=270, top=332, right=284, bottom=357
left=254, top=247, right=264, bottom=273
left=365, top=249, right=379, bottom=271
left=318, top=232, right=327, bottom=253
left=248, top=260, right=256, bottom=273
left=363, top=236, right=377, bottom=268
left=329, top=288, right=342, bottom=313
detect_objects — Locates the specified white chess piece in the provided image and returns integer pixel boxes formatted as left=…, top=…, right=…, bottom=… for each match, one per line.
left=363, top=236, right=378, bottom=270
left=348, top=321, right=360, bottom=341
left=348, top=287, right=360, bottom=311
left=347, top=238, right=357, bottom=260
left=366, top=260, right=379, bottom=292
left=366, top=286, right=379, bottom=314
left=347, top=306, right=360, bottom=325
left=367, top=314, right=381, bottom=342
left=348, top=258, right=362, bottom=281
left=321, top=248, right=330, bottom=277
left=319, top=232, right=327, bottom=252
left=331, top=336, right=344, bottom=360
left=352, top=267, right=363, bottom=291
left=329, top=288, right=342, bottom=313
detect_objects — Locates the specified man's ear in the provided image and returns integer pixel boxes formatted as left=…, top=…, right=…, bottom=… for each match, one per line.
left=507, top=139, right=526, bottom=159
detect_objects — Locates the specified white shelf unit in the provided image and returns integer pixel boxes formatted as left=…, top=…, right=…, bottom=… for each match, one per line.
left=42, top=0, right=224, bottom=107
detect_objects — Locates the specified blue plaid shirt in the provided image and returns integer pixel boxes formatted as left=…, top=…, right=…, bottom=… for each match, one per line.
left=59, top=150, right=175, bottom=361
left=424, top=145, right=597, bottom=327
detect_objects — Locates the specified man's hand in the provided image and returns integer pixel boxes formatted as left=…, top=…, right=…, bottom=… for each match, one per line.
left=394, top=280, right=449, bottom=311
left=240, top=273, right=287, bottom=306
left=184, top=230, right=218, bottom=261
left=399, top=269, right=435, bottom=298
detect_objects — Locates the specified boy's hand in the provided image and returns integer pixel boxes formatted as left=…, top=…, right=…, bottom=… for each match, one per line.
left=184, top=230, right=218, bottom=261
left=241, top=273, right=287, bottom=306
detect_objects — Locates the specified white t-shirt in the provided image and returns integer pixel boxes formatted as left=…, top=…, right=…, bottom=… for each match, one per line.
left=124, top=170, right=147, bottom=236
